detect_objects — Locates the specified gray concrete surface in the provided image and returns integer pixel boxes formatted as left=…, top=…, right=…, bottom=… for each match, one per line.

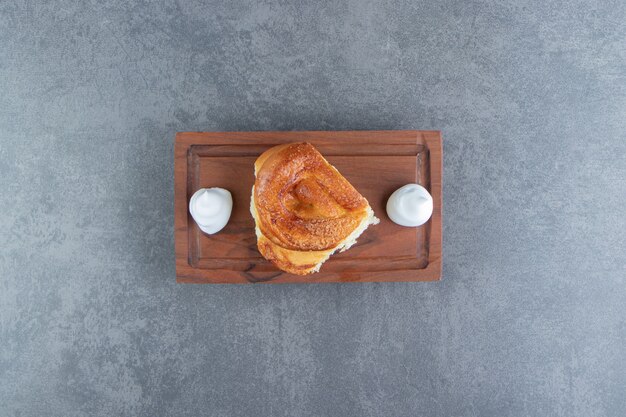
left=1, top=0, right=625, bottom=416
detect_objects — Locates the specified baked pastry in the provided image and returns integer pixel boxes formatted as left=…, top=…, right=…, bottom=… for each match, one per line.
left=250, top=142, right=379, bottom=275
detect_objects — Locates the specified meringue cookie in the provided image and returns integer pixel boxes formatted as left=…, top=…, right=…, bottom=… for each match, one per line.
left=189, top=188, right=233, bottom=234
left=386, top=184, right=433, bottom=227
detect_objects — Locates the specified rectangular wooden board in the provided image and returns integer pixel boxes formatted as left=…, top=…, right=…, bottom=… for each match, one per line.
left=175, top=130, right=442, bottom=284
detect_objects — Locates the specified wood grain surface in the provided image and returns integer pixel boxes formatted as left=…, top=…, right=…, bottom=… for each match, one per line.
left=175, top=130, right=442, bottom=283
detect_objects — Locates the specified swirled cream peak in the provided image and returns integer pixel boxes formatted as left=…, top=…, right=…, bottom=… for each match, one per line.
left=189, top=188, right=232, bottom=234
left=386, top=184, right=433, bottom=227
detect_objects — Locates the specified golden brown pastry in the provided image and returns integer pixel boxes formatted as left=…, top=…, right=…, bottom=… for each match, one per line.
left=250, top=142, right=379, bottom=275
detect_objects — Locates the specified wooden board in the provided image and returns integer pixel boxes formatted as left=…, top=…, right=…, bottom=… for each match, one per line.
left=175, top=130, right=442, bottom=284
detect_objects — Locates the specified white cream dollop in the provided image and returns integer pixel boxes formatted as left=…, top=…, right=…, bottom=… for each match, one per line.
left=189, top=188, right=233, bottom=234
left=386, top=184, right=433, bottom=227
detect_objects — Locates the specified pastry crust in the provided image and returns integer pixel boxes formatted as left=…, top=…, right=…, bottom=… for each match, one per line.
left=251, top=143, right=379, bottom=275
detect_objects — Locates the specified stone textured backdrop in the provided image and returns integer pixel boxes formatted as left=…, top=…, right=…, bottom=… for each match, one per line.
left=1, top=0, right=625, bottom=416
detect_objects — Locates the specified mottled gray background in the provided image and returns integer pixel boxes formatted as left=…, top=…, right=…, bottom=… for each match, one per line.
left=1, top=0, right=625, bottom=416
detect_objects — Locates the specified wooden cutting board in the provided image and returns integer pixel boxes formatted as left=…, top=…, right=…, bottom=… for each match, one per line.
left=175, top=130, right=442, bottom=284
